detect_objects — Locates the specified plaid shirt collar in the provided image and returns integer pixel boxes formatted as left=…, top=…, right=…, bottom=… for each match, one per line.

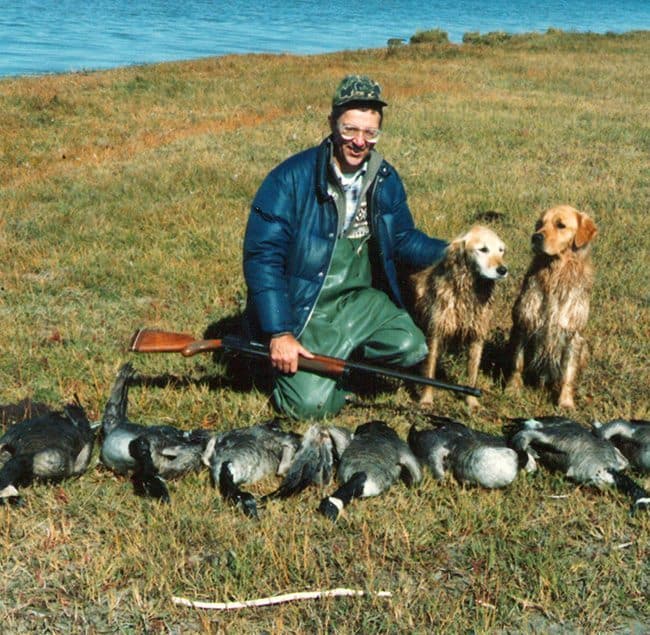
left=331, top=158, right=368, bottom=232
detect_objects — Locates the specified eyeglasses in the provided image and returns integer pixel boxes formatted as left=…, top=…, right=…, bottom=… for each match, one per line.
left=337, top=123, right=381, bottom=143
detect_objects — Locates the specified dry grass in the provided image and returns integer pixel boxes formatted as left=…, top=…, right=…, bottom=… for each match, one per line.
left=1, top=31, right=649, bottom=633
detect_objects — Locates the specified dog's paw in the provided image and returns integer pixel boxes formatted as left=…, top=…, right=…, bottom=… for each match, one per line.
left=419, top=393, right=433, bottom=408
left=558, top=395, right=576, bottom=410
left=418, top=388, right=435, bottom=407
left=557, top=384, right=576, bottom=409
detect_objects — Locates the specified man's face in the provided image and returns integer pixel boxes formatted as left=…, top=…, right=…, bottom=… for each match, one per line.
left=330, top=108, right=382, bottom=174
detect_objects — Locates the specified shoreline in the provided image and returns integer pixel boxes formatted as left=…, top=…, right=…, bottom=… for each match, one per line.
left=2, top=27, right=648, bottom=81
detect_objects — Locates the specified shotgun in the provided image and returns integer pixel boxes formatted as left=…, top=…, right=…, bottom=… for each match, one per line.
left=129, top=328, right=482, bottom=398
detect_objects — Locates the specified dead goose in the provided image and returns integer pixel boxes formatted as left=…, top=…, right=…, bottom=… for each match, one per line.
left=318, top=420, right=422, bottom=521
left=208, top=419, right=301, bottom=518
left=0, top=398, right=95, bottom=506
left=505, top=416, right=649, bottom=512
left=100, top=362, right=215, bottom=503
left=408, top=415, right=522, bottom=489
left=262, top=423, right=353, bottom=501
left=591, top=419, right=650, bottom=473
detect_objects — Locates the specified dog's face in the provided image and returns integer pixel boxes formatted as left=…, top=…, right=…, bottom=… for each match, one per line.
left=531, top=205, right=598, bottom=256
left=454, top=225, right=508, bottom=280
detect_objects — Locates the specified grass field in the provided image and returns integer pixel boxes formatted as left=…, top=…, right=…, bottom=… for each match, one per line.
left=1, top=30, right=649, bottom=633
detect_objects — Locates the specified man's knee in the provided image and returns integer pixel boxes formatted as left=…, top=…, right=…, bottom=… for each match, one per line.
left=382, top=326, right=428, bottom=368
left=273, top=376, right=347, bottom=420
left=400, top=328, right=429, bottom=366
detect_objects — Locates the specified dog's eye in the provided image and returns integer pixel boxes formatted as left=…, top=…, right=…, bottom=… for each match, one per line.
left=479, top=247, right=489, bottom=253
left=556, top=221, right=566, bottom=229
left=534, top=221, right=542, bottom=231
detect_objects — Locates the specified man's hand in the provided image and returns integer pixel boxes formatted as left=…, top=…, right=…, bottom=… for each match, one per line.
left=269, top=334, right=314, bottom=374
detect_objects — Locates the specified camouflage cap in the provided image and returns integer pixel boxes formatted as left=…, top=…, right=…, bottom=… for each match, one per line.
left=332, top=74, right=388, bottom=108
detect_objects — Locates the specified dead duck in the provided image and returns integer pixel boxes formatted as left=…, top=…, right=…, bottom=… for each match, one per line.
left=591, top=419, right=650, bottom=474
left=208, top=419, right=301, bottom=518
left=0, top=398, right=95, bottom=506
left=318, top=420, right=422, bottom=521
left=408, top=415, right=522, bottom=489
left=100, top=362, right=215, bottom=503
left=505, top=416, right=649, bottom=512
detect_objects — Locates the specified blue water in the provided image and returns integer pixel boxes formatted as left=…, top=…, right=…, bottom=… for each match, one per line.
left=1, top=0, right=649, bottom=78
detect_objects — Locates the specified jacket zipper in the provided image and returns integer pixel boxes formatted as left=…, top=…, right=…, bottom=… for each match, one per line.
left=297, top=195, right=339, bottom=338
left=299, top=163, right=387, bottom=337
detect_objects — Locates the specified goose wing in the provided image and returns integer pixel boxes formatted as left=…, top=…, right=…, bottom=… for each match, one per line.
left=593, top=419, right=650, bottom=472
left=397, top=446, right=423, bottom=487
left=0, top=405, right=92, bottom=456
left=264, top=425, right=352, bottom=500
left=407, top=424, right=455, bottom=480
left=505, top=417, right=578, bottom=473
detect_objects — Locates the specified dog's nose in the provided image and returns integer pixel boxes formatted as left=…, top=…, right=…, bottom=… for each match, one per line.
left=531, top=232, right=544, bottom=247
left=497, top=265, right=508, bottom=277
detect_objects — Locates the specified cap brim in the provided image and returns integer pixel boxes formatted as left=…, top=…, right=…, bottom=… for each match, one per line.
left=333, top=98, right=387, bottom=109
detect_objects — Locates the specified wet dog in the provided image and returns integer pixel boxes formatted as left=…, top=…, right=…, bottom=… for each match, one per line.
left=507, top=205, right=597, bottom=409
left=410, top=225, right=508, bottom=409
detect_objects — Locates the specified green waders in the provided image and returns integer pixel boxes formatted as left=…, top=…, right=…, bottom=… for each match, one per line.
left=273, top=237, right=428, bottom=420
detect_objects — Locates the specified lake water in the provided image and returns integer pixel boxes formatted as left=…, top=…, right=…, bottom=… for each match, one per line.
left=1, top=0, right=649, bottom=78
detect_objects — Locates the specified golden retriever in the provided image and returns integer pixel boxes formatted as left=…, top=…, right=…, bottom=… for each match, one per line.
left=507, top=205, right=598, bottom=409
left=410, top=225, right=508, bottom=410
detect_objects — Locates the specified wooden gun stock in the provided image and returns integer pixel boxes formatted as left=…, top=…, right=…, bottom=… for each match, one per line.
left=129, top=329, right=212, bottom=355
left=129, top=328, right=481, bottom=397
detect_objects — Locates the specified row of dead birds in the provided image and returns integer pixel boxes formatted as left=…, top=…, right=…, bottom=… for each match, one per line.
left=1, top=363, right=649, bottom=518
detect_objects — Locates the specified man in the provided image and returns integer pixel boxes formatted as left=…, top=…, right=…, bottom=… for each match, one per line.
left=243, top=75, right=447, bottom=419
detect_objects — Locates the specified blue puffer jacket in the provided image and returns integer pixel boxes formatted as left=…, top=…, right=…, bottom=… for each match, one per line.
left=243, top=138, right=447, bottom=339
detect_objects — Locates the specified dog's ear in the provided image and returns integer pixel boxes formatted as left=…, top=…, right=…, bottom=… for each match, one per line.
left=448, top=235, right=465, bottom=251
left=574, top=213, right=598, bottom=249
left=445, top=237, right=467, bottom=268
left=447, top=233, right=469, bottom=258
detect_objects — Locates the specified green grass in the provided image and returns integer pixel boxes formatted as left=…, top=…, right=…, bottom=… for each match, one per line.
left=1, top=30, right=649, bottom=633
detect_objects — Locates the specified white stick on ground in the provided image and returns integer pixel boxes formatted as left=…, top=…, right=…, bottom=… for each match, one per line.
left=172, top=588, right=392, bottom=610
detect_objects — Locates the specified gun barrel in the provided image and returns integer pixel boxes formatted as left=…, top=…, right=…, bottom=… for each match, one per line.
left=130, top=330, right=481, bottom=397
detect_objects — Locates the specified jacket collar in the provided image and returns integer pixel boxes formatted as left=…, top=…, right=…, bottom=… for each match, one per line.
left=315, top=137, right=385, bottom=203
